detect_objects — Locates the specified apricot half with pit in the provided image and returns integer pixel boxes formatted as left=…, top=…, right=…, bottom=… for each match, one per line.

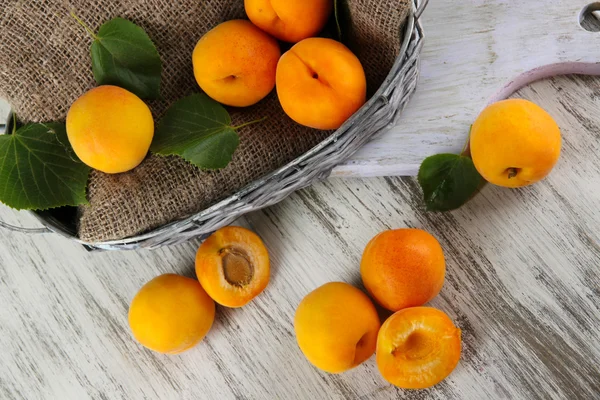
left=376, top=307, right=461, bottom=389
left=196, top=226, right=270, bottom=308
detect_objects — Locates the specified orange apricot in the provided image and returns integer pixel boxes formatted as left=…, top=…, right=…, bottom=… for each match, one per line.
left=245, top=0, right=333, bottom=43
left=294, top=282, right=381, bottom=373
left=377, top=307, right=461, bottom=389
left=128, top=274, right=215, bottom=355
left=276, top=37, right=367, bottom=130
left=66, top=85, right=154, bottom=173
left=361, top=229, right=445, bottom=311
left=192, top=20, right=280, bottom=107
left=195, top=226, right=270, bottom=308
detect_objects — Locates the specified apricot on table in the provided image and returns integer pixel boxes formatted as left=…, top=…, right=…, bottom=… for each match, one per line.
left=245, top=0, right=333, bottom=43
left=276, top=37, right=367, bottom=130
left=294, top=282, right=381, bottom=373
left=196, top=226, right=270, bottom=308
left=377, top=307, right=461, bottom=389
left=192, top=20, right=281, bottom=107
left=66, top=85, right=154, bottom=174
left=361, top=229, right=445, bottom=312
left=470, top=99, right=562, bottom=188
left=128, top=274, right=215, bottom=355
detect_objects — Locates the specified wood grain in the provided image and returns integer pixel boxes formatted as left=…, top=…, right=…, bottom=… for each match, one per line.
left=1, top=75, right=599, bottom=399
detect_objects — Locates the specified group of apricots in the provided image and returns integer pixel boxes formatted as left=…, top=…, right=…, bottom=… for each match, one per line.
left=127, top=77, right=565, bottom=393
left=128, top=226, right=462, bottom=390
left=67, top=0, right=565, bottom=392
left=295, top=228, right=461, bottom=389
left=193, top=0, right=366, bottom=130
left=65, top=0, right=366, bottom=175
left=129, top=226, right=270, bottom=354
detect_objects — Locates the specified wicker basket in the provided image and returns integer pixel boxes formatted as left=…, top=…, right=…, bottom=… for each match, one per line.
left=0, top=0, right=427, bottom=251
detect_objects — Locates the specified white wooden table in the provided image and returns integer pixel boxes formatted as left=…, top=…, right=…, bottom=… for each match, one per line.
left=0, top=75, right=599, bottom=399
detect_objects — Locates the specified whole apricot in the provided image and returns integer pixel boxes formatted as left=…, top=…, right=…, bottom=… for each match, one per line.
left=196, top=226, right=270, bottom=308
left=192, top=20, right=280, bottom=107
left=470, top=99, right=562, bottom=188
left=361, top=229, right=445, bottom=312
left=276, top=38, right=367, bottom=130
left=377, top=307, right=461, bottom=389
left=245, top=0, right=333, bottom=43
left=128, top=274, right=215, bottom=355
left=66, top=85, right=154, bottom=174
left=294, top=282, right=381, bottom=374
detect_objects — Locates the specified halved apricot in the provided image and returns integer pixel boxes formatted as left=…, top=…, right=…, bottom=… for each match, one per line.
left=376, top=307, right=461, bottom=389
left=195, top=226, right=270, bottom=308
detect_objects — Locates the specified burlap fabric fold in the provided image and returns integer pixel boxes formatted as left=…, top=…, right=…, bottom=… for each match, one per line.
left=0, top=0, right=410, bottom=242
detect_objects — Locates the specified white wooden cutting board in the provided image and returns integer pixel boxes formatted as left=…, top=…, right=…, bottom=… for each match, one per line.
left=332, top=0, right=600, bottom=177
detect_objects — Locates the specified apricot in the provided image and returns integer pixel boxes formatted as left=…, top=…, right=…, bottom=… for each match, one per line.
left=470, top=99, right=562, bottom=188
left=361, top=229, right=445, bottom=312
left=128, top=274, right=215, bottom=355
left=276, top=38, right=367, bottom=130
left=377, top=307, right=461, bottom=389
left=294, top=282, right=381, bottom=373
left=192, top=20, right=280, bottom=107
left=196, top=226, right=270, bottom=308
left=245, top=0, right=333, bottom=43
left=66, top=85, right=154, bottom=174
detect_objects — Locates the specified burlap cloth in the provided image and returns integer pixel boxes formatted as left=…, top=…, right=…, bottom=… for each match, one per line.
left=0, top=0, right=410, bottom=242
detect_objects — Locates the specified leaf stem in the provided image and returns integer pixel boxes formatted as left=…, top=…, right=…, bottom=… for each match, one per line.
left=70, top=10, right=99, bottom=41
left=11, top=112, right=16, bottom=135
left=231, top=116, right=268, bottom=131
left=334, top=0, right=343, bottom=41
left=460, top=124, right=473, bottom=156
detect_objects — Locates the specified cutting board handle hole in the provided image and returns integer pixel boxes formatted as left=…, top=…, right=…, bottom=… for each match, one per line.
left=580, top=3, right=600, bottom=32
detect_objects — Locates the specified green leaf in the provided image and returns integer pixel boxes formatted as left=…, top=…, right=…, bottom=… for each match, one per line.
left=88, top=17, right=162, bottom=99
left=0, top=123, right=91, bottom=210
left=418, top=154, right=483, bottom=212
left=151, top=94, right=240, bottom=170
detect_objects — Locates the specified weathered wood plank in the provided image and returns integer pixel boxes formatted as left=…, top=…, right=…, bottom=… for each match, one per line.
left=0, top=75, right=599, bottom=399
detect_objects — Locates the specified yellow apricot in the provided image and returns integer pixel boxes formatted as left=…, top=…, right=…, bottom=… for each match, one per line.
left=294, top=282, right=381, bottom=373
left=470, top=99, right=562, bottom=188
left=66, top=85, right=154, bottom=174
left=128, top=274, right=215, bottom=355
